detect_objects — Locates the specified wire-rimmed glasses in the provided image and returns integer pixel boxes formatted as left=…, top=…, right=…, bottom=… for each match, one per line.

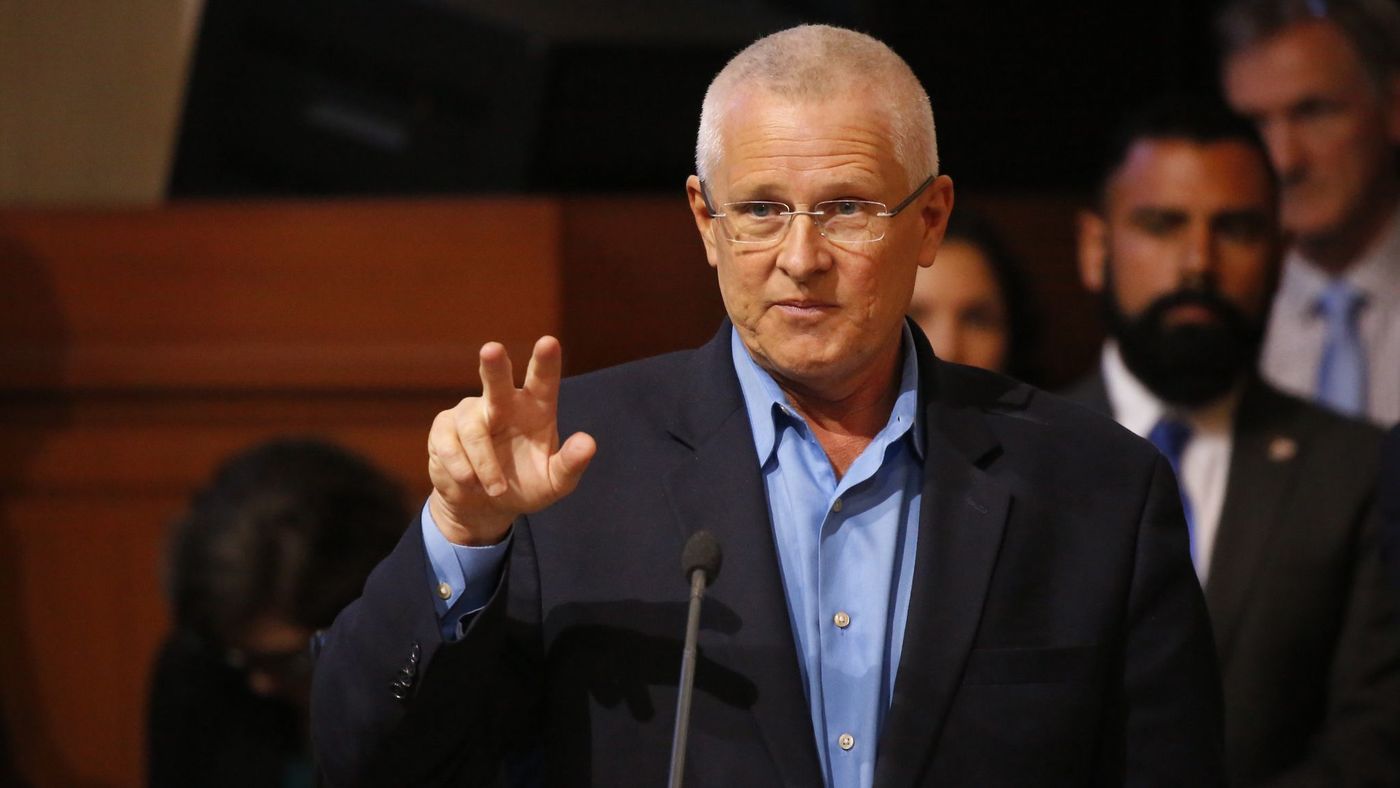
left=704, top=174, right=934, bottom=246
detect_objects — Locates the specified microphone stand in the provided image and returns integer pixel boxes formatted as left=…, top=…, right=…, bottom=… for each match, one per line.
left=667, top=530, right=721, bottom=788
left=667, top=567, right=708, bottom=788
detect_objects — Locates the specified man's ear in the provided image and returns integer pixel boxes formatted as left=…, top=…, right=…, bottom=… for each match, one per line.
left=1077, top=209, right=1108, bottom=293
left=917, top=174, right=955, bottom=268
left=686, top=175, right=721, bottom=269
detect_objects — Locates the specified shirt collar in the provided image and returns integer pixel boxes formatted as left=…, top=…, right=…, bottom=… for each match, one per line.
left=731, top=324, right=924, bottom=465
left=1101, top=341, right=1239, bottom=438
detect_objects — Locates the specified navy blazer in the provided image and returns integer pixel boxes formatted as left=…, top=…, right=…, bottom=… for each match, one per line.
left=312, top=323, right=1224, bottom=787
left=1066, top=371, right=1400, bottom=786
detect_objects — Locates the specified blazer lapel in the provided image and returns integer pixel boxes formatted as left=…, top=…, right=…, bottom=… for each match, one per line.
left=661, top=326, right=824, bottom=787
left=1204, top=380, right=1302, bottom=665
left=875, top=351, right=1013, bottom=788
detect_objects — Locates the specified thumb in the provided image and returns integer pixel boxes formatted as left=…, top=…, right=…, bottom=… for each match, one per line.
left=549, top=431, right=596, bottom=496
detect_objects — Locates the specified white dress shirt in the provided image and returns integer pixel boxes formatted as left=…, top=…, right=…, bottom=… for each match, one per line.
left=1101, top=343, right=1237, bottom=586
left=1260, top=203, right=1400, bottom=426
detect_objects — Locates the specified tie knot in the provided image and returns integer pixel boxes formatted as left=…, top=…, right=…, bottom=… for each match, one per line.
left=1316, top=280, right=1365, bottom=325
left=1148, top=418, right=1193, bottom=464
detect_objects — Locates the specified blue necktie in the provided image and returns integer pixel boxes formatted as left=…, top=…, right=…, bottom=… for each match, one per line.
left=1149, top=417, right=1195, bottom=556
left=1315, top=280, right=1367, bottom=418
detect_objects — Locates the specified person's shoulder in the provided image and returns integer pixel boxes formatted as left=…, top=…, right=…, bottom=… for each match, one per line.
left=1244, top=379, right=1384, bottom=457
left=935, top=360, right=1153, bottom=461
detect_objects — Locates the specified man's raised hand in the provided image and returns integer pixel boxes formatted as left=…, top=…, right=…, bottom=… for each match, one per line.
left=427, top=336, right=596, bottom=545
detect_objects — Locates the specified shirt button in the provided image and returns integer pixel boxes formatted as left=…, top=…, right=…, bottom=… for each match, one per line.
left=832, top=498, right=843, bottom=513
left=437, top=581, right=452, bottom=600
left=838, top=733, right=855, bottom=751
left=833, top=611, right=851, bottom=629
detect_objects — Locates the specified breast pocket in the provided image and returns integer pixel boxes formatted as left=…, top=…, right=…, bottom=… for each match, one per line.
left=960, top=644, right=1100, bottom=686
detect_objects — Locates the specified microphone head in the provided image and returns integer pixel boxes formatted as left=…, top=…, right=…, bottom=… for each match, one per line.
left=681, top=530, right=722, bottom=586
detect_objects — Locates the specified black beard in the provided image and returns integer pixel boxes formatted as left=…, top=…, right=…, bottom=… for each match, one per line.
left=1102, top=269, right=1263, bottom=409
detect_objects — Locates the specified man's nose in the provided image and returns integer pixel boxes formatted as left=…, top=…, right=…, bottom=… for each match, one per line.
left=775, top=212, right=833, bottom=279
left=1181, top=222, right=1220, bottom=286
left=1262, top=120, right=1306, bottom=181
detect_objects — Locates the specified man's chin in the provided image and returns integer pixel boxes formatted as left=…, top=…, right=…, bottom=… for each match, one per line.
left=1282, top=200, right=1346, bottom=246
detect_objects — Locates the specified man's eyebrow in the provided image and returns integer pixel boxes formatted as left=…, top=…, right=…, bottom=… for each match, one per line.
left=1213, top=208, right=1272, bottom=229
left=1127, top=205, right=1188, bottom=221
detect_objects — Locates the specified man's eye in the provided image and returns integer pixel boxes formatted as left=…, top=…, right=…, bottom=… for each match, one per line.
left=737, top=202, right=782, bottom=219
left=828, top=201, right=862, bottom=216
left=1136, top=213, right=1184, bottom=235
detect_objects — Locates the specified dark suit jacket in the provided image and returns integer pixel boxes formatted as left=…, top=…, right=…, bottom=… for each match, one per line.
left=312, top=324, right=1224, bottom=787
left=147, top=632, right=310, bottom=788
left=1066, top=370, right=1400, bottom=787
left=1382, top=426, right=1400, bottom=595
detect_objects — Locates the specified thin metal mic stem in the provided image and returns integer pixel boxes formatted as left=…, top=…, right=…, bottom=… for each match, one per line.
left=667, top=569, right=707, bottom=788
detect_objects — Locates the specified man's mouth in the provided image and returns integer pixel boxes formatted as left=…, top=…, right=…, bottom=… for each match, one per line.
left=772, top=299, right=836, bottom=318
left=1163, top=303, right=1221, bottom=326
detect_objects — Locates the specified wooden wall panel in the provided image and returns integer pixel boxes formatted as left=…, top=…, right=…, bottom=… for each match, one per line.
left=559, top=196, right=726, bottom=375
left=0, top=199, right=561, bottom=390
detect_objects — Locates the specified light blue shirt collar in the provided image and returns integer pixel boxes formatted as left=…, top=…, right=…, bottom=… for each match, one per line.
left=730, top=323, right=924, bottom=464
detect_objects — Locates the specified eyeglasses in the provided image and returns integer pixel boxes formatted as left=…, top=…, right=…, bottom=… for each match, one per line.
left=704, top=174, right=934, bottom=247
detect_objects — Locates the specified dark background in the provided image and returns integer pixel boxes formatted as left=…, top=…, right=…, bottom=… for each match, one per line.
left=170, top=0, right=1225, bottom=197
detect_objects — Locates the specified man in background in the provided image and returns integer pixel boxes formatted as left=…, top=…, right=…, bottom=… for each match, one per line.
left=1068, top=97, right=1400, bottom=786
left=1219, top=0, right=1400, bottom=425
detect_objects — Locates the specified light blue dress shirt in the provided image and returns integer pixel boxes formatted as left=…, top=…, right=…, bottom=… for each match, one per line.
left=729, top=328, right=923, bottom=788
left=421, top=500, right=511, bottom=639
left=420, top=327, right=925, bottom=787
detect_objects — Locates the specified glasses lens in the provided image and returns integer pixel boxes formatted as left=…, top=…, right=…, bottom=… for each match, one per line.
left=722, top=202, right=788, bottom=243
left=816, top=201, right=885, bottom=243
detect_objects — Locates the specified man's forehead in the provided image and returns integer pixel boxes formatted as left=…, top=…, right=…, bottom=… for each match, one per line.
left=1225, top=20, right=1373, bottom=106
left=1109, top=138, right=1273, bottom=209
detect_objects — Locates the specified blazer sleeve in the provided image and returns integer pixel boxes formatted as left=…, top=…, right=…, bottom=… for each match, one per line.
left=310, top=511, right=545, bottom=787
left=1109, top=453, right=1227, bottom=786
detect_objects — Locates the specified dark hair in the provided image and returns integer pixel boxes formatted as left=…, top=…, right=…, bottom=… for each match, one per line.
left=940, top=209, right=1042, bottom=384
left=1217, top=0, right=1400, bottom=91
left=1095, top=95, right=1276, bottom=207
left=167, top=438, right=407, bottom=649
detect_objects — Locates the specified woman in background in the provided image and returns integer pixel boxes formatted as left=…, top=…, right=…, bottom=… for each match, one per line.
left=907, top=209, right=1040, bottom=383
left=147, top=438, right=406, bottom=788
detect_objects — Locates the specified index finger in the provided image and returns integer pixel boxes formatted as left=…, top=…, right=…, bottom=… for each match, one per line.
left=523, top=335, right=563, bottom=403
left=478, top=342, right=516, bottom=415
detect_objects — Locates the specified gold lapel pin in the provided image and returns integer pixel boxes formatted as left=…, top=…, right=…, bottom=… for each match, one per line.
left=1268, top=436, right=1298, bottom=462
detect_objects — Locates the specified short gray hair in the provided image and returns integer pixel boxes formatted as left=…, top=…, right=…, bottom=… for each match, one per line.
left=695, top=24, right=938, bottom=190
left=1217, top=0, right=1400, bottom=91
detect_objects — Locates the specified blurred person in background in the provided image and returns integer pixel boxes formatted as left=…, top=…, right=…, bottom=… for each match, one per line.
left=1068, top=96, right=1400, bottom=787
left=147, top=438, right=406, bottom=788
left=906, top=209, right=1040, bottom=382
left=1219, top=0, right=1400, bottom=425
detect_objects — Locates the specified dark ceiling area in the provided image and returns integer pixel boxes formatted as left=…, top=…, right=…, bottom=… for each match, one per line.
left=169, top=0, right=1224, bottom=198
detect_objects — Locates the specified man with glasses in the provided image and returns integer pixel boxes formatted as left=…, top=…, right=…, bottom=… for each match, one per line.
left=313, top=24, right=1224, bottom=787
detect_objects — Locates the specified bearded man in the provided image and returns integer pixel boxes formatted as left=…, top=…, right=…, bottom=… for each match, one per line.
left=1068, top=97, right=1400, bottom=787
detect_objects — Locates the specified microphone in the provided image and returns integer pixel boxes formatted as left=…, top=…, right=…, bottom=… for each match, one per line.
left=667, top=530, right=723, bottom=788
